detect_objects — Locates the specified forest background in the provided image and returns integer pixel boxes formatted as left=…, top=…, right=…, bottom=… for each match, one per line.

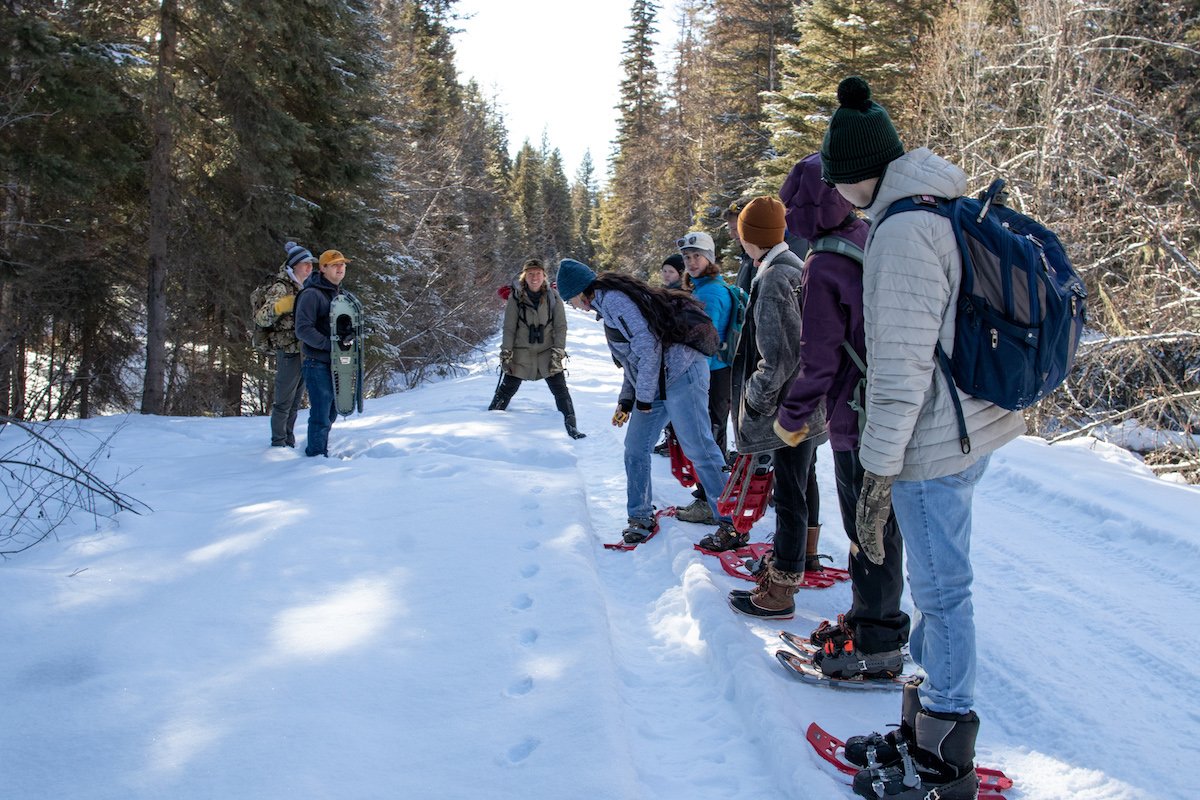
left=1, top=0, right=1197, bottom=479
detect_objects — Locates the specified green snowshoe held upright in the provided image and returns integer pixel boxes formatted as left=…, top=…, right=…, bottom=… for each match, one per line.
left=329, top=291, right=365, bottom=416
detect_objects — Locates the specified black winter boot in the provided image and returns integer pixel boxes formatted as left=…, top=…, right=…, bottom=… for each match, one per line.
left=845, top=678, right=922, bottom=768
left=564, top=415, right=587, bottom=439
left=488, top=391, right=509, bottom=411
left=852, top=709, right=980, bottom=800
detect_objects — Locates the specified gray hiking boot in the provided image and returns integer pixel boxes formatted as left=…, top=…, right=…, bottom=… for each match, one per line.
left=814, top=638, right=904, bottom=680
left=675, top=498, right=716, bottom=524
left=622, top=516, right=658, bottom=545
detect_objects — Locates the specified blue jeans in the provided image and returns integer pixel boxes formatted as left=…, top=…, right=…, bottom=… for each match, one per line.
left=623, top=358, right=731, bottom=524
left=302, top=358, right=338, bottom=457
left=891, top=454, right=991, bottom=715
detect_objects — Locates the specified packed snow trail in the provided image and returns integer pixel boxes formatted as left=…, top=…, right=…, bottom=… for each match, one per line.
left=0, top=307, right=1196, bottom=799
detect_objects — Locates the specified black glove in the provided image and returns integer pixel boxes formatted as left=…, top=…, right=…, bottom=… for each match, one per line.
left=338, top=334, right=355, bottom=348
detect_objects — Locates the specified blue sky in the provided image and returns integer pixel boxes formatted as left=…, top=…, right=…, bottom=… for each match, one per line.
left=452, top=0, right=682, bottom=182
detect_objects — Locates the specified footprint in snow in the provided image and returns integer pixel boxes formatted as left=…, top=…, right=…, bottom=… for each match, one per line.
left=505, top=675, right=534, bottom=697
left=518, top=629, right=539, bottom=646
left=504, top=737, right=540, bottom=765
left=520, top=564, right=540, bottom=578
left=511, top=594, right=533, bottom=611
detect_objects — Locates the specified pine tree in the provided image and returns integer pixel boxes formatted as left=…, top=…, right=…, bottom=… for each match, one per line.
left=761, top=0, right=940, bottom=184
left=0, top=2, right=150, bottom=418
left=540, top=144, right=574, bottom=265
left=570, top=151, right=600, bottom=264
left=598, top=0, right=667, bottom=277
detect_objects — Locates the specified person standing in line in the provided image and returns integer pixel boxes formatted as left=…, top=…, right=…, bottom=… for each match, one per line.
left=673, top=231, right=733, bottom=524
left=721, top=196, right=827, bottom=611
left=818, top=76, right=1025, bottom=800
left=555, top=258, right=738, bottom=547
left=660, top=253, right=685, bottom=290
left=653, top=253, right=687, bottom=456
left=488, top=258, right=586, bottom=439
left=254, top=242, right=314, bottom=447
left=295, top=250, right=352, bottom=458
left=774, top=152, right=910, bottom=679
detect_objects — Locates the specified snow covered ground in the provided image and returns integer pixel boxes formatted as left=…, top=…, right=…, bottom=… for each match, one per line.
left=2, top=308, right=1197, bottom=800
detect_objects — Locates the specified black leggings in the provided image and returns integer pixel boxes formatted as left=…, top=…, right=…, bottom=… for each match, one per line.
left=497, top=372, right=575, bottom=418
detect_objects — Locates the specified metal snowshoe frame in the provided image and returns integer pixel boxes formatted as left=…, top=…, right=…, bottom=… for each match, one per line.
left=717, top=452, right=774, bottom=534
left=329, top=290, right=365, bottom=417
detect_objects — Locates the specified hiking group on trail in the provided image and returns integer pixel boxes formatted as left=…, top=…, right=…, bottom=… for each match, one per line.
left=251, top=75, right=1084, bottom=800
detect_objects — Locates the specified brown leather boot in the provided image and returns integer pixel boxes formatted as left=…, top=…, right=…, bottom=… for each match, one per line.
left=728, top=563, right=803, bottom=619
left=804, top=525, right=825, bottom=572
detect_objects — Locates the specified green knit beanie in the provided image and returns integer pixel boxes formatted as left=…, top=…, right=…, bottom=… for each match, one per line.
left=820, top=77, right=905, bottom=184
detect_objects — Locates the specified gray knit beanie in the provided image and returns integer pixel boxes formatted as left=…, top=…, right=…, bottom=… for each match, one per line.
left=820, top=77, right=905, bottom=184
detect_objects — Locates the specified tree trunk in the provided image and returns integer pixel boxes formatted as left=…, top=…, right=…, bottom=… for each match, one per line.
left=141, top=0, right=177, bottom=414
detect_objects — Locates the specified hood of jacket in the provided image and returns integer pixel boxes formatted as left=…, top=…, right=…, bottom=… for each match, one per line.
left=779, top=153, right=859, bottom=241
left=303, top=270, right=341, bottom=295
left=864, top=147, right=968, bottom=220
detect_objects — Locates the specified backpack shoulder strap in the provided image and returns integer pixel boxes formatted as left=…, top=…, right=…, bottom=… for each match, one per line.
left=809, top=236, right=865, bottom=265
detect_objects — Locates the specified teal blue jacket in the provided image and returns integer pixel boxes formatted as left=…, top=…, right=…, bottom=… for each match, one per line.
left=690, top=274, right=733, bottom=369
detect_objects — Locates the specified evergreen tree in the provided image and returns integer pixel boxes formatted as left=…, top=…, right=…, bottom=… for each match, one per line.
left=0, top=2, right=150, bottom=418
left=540, top=143, right=574, bottom=265
left=598, top=0, right=666, bottom=277
left=509, top=140, right=546, bottom=259
left=570, top=151, right=600, bottom=264
left=692, top=0, right=798, bottom=213
left=762, top=0, right=940, bottom=184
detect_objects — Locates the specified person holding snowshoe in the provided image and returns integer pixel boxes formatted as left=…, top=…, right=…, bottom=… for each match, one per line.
left=816, top=77, right=1025, bottom=800
left=555, top=257, right=736, bottom=546
left=774, top=151, right=911, bottom=680
left=488, top=258, right=585, bottom=440
left=721, top=196, right=827, bottom=619
left=295, top=249, right=351, bottom=457
left=253, top=241, right=314, bottom=448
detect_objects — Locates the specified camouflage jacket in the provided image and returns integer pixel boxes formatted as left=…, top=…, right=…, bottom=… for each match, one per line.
left=253, top=265, right=303, bottom=354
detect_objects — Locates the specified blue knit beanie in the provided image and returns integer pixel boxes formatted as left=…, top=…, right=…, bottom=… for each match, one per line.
left=284, top=241, right=315, bottom=270
left=556, top=258, right=597, bottom=301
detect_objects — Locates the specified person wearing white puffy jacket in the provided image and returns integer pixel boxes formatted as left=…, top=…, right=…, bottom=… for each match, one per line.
left=820, top=76, right=1025, bottom=800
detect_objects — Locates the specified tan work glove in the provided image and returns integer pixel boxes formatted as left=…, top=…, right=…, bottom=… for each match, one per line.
left=772, top=418, right=809, bottom=447
left=855, top=471, right=895, bottom=565
left=500, top=349, right=513, bottom=373
left=612, top=399, right=633, bottom=427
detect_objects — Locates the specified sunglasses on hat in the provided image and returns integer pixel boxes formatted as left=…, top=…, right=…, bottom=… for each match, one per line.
left=676, top=234, right=702, bottom=249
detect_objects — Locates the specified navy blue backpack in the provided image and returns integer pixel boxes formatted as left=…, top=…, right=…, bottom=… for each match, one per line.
left=878, top=179, right=1087, bottom=452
